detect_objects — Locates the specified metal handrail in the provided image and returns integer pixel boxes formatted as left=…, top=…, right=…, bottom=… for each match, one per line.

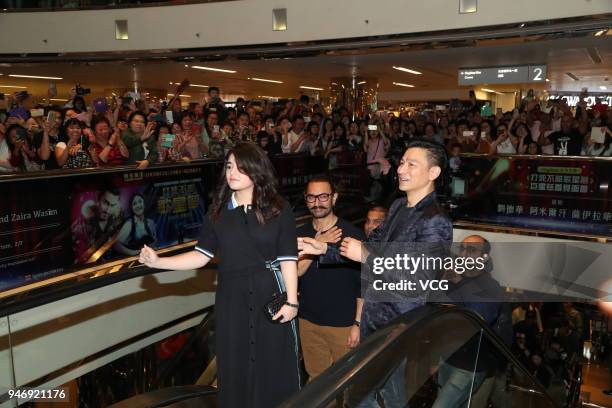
left=280, top=304, right=562, bottom=408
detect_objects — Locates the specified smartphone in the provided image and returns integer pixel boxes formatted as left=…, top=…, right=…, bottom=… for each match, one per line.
left=480, top=131, right=487, bottom=139
left=213, top=125, right=220, bottom=132
left=268, top=123, right=275, bottom=129
left=47, top=111, right=58, bottom=124
left=303, top=116, right=311, bottom=123
left=435, top=105, right=446, bottom=111
left=15, top=128, right=28, bottom=140
left=30, top=108, right=44, bottom=118
left=165, top=111, right=174, bottom=124
left=368, top=124, right=378, bottom=131
left=463, top=130, right=474, bottom=137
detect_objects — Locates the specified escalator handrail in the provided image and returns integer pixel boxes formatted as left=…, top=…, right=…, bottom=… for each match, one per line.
left=280, top=304, right=561, bottom=408
left=0, top=242, right=201, bottom=318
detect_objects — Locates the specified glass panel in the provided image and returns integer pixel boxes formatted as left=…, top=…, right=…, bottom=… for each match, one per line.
left=0, top=316, right=16, bottom=408
left=469, top=335, right=557, bottom=408
left=284, top=309, right=559, bottom=408
left=330, top=312, right=484, bottom=407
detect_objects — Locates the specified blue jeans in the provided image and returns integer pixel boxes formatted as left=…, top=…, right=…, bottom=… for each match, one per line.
left=432, top=361, right=486, bottom=408
left=353, top=359, right=408, bottom=408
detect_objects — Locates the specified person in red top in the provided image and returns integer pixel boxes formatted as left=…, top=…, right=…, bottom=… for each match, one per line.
left=91, top=116, right=129, bottom=166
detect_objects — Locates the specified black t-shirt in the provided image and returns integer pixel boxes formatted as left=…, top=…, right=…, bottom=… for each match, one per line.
left=547, top=130, right=583, bottom=156
left=297, top=217, right=365, bottom=327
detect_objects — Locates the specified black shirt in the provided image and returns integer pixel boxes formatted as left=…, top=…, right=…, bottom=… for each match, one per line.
left=547, top=130, right=583, bottom=156
left=297, top=218, right=365, bottom=327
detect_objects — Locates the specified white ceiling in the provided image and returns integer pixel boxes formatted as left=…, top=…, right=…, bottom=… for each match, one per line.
left=0, top=35, right=609, bottom=102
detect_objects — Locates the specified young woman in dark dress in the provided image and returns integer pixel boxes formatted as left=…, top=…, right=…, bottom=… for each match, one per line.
left=139, top=142, right=300, bottom=408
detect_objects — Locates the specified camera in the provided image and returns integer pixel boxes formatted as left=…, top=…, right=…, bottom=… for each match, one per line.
left=75, top=83, right=91, bottom=96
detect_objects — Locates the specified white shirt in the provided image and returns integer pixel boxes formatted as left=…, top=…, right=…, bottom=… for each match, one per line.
left=282, top=131, right=302, bottom=153
left=496, top=138, right=517, bottom=154
left=0, top=139, right=13, bottom=172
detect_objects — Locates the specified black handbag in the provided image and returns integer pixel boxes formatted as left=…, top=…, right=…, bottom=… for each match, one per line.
left=262, top=260, right=288, bottom=324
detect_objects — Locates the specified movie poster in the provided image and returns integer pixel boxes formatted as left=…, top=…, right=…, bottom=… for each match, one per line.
left=70, top=169, right=206, bottom=266
left=0, top=165, right=207, bottom=292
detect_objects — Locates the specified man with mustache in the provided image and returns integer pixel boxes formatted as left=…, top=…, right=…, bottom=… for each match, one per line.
left=297, top=176, right=365, bottom=381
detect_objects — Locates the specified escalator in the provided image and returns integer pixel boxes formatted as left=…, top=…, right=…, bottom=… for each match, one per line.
left=112, top=304, right=573, bottom=408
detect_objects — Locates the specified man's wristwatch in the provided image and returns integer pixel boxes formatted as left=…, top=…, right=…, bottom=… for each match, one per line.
left=284, top=301, right=299, bottom=309
left=353, top=320, right=361, bottom=327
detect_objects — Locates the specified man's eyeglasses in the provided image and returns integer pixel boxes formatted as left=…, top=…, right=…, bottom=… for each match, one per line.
left=305, top=193, right=331, bottom=203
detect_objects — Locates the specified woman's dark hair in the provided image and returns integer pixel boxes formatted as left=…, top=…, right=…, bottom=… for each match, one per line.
left=179, top=110, right=195, bottom=128
left=64, top=118, right=84, bottom=129
left=333, top=123, right=347, bottom=139
left=130, top=193, right=145, bottom=213
left=527, top=142, right=542, bottom=154
left=307, top=121, right=319, bottom=134
left=127, top=111, right=148, bottom=129
left=210, top=143, right=284, bottom=224
left=276, top=115, right=291, bottom=126
left=91, top=116, right=112, bottom=133
left=5, top=124, right=27, bottom=150
left=72, top=96, right=86, bottom=110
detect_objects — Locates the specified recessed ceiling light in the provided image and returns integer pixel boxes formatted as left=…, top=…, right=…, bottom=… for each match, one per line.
left=299, top=85, right=324, bottom=90
left=9, top=74, right=63, bottom=80
left=392, top=66, right=422, bottom=75
left=392, top=82, right=414, bottom=88
left=50, top=98, right=68, bottom=102
left=600, top=86, right=608, bottom=90
left=545, top=78, right=550, bottom=82
left=357, top=81, right=367, bottom=85
left=172, top=81, right=208, bottom=88
left=0, top=85, right=27, bottom=88
left=190, top=65, right=237, bottom=73
left=249, top=77, right=283, bottom=84
left=594, top=29, right=607, bottom=36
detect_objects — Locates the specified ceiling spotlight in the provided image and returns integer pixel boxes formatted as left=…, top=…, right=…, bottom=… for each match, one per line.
left=545, top=78, right=550, bottom=82
left=249, top=77, right=283, bottom=83
left=392, top=66, right=422, bottom=75
left=299, top=85, right=324, bottom=90
left=172, top=81, right=208, bottom=88
left=190, top=65, right=237, bottom=73
left=594, top=29, right=607, bottom=36
left=481, top=88, right=496, bottom=93
left=392, top=82, right=414, bottom=88
left=357, top=81, right=367, bottom=85
left=9, top=74, right=63, bottom=80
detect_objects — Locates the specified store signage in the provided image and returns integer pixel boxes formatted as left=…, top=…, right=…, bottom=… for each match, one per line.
left=548, top=94, right=611, bottom=107
left=458, top=65, right=547, bottom=85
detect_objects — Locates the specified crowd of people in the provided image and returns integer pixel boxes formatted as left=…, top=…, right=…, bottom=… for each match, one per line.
left=1, top=85, right=611, bottom=176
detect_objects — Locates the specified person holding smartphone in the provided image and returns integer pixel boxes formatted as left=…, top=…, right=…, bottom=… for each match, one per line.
left=55, top=118, right=97, bottom=169
left=35, top=107, right=65, bottom=169
left=140, top=143, right=300, bottom=408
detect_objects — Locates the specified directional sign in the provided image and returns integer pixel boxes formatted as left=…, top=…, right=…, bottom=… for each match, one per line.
left=458, top=65, right=547, bottom=85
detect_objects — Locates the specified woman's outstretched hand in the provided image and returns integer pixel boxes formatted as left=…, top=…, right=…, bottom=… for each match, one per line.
left=272, top=304, right=298, bottom=324
left=139, top=245, right=159, bottom=268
